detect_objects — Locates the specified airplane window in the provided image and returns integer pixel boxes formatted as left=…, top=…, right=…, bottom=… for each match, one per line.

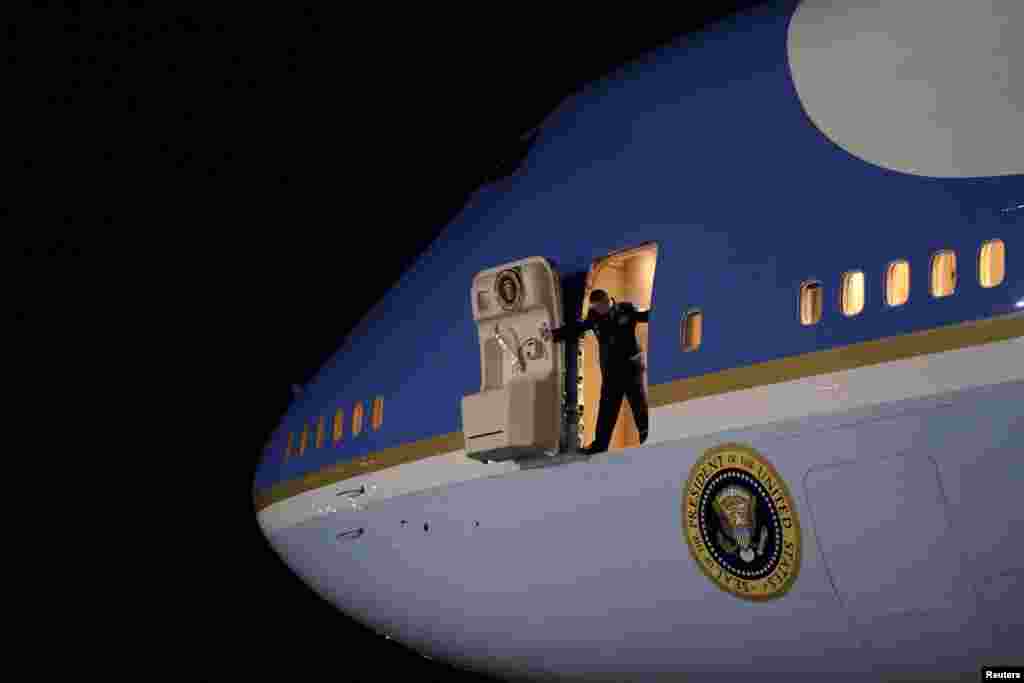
left=800, top=281, right=823, bottom=325
left=931, top=250, right=957, bottom=298
left=979, top=239, right=1005, bottom=288
left=841, top=271, right=865, bottom=317
left=315, top=415, right=326, bottom=449
left=299, top=423, right=309, bottom=456
left=333, top=408, right=344, bottom=445
left=681, top=310, right=702, bottom=351
left=886, top=260, right=910, bottom=307
left=352, top=402, right=364, bottom=436
left=286, top=432, right=295, bottom=461
left=372, top=397, right=384, bottom=431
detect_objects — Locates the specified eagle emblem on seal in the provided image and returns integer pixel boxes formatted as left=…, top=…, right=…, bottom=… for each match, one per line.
left=495, top=269, right=524, bottom=311
left=712, top=485, right=769, bottom=564
left=682, top=443, right=802, bottom=601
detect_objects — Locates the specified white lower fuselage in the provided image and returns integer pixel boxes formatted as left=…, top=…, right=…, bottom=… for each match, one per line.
left=261, top=327, right=1024, bottom=682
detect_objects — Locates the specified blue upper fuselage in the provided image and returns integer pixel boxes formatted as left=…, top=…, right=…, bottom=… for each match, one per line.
left=255, top=0, right=1023, bottom=495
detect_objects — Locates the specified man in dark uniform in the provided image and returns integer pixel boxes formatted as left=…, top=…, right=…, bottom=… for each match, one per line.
left=540, top=289, right=650, bottom=455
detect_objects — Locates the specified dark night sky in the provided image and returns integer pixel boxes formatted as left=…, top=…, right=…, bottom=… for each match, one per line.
left=19, top=3, right=767, bottom=680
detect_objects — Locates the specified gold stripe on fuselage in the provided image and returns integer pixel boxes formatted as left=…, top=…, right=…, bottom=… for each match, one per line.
left=255, top=312, right=1024, bottom=513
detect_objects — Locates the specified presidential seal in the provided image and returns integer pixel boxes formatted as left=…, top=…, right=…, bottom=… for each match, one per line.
left=682, top=443, right=801, bottom=601
left=495, top=269, right=524, bottom=311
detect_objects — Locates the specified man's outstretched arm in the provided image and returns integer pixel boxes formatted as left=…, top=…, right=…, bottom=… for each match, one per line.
left=542, top=315, right=594, bottom=342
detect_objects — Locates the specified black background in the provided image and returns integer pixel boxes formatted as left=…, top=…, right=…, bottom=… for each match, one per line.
left=15, top=3, right=770, bottom=679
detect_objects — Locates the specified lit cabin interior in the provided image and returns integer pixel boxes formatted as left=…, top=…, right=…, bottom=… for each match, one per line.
left=579, top=243, right=658, bottom=452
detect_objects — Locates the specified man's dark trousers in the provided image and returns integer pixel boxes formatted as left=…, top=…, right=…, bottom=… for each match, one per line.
left=589, top=358, right=648, bottom=454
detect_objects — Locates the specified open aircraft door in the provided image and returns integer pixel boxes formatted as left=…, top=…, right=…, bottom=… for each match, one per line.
left=461, top=257, right=565, bottom=463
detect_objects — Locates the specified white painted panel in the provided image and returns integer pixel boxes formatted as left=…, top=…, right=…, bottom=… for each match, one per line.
left=649, top=335, right=1024, bottom=445
left=267, top=379, right=1024, bottom=680
left=804, top=454, right=960, bottom=617
left=257, top=453, right=518, bottom=535
left=788, top=0, right=1023, bottom=177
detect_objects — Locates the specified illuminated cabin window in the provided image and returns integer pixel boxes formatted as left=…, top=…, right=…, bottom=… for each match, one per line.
left=352, top=402, right=364, bottom=436
left=332, top=408, right=344, bottom=445
left=315, top=415, right=325, bottom=449
left=299, top=423, right=309, bottom=456
left=979, top=239, right=1005, bottom=288
left=886, top=260, right=910, bottom=307
left=840, top=271, right=865, bottom=317
left=930, top=250, right=957, bottom=298
left=800, top=281, right=823, bottom=325
left=371, top=397, right=384, bottom=431
left=286, top=432, right=294, bottom=461
left=680, top=310, right=702, bottom=352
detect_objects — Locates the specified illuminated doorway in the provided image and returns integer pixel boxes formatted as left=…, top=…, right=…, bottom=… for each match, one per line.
left=578, top=242, right=658, bottom=452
